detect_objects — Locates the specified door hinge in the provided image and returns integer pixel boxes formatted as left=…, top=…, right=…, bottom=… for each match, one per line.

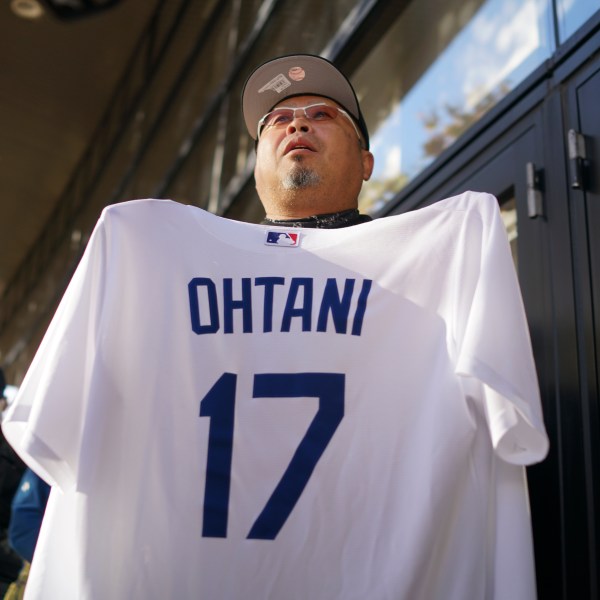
left=526, top=162, right=544, bottom=218
left=568, top=129, right=587, bottom=190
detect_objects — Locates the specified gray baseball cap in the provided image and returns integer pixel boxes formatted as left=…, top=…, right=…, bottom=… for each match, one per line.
left=242, top=54, right=369, bottom=148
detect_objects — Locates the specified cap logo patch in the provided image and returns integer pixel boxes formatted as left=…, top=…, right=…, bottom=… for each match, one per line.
left=259, top=74, right=291, bottom=94
left=288, top=66, right=305, bottom=81
left=265, top=231, right=300, bottom=247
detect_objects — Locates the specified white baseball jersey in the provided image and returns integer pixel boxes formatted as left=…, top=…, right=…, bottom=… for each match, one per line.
left=3, top=191, right=548, bottom=600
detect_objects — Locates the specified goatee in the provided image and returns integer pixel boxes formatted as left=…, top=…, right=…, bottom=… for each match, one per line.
left=282, top=165, right=320, bottom=190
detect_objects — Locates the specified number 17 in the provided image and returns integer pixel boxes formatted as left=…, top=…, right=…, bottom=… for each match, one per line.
left=200, top=372, right=345, bottom=540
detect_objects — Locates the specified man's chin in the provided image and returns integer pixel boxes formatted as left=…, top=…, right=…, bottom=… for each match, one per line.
left=282, top=166, right=320, bottom=190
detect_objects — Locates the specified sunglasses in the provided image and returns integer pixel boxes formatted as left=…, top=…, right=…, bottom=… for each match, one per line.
left=257, top=102, right=362, bottom=143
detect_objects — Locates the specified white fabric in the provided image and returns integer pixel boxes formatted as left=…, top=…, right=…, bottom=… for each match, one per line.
left=3, top=191, right=548, bottom=599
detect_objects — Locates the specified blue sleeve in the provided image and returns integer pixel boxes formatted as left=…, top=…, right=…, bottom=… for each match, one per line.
left=8, top=468, right=51, bottom=562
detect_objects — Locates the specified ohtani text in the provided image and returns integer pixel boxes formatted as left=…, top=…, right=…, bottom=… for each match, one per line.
left=188, top=277, right=372, bottom=336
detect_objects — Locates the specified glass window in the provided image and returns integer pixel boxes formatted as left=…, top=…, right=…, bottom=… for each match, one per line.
left=353, top=0, right=554, bottom=214
left=556, top=0, right=600, bottom=42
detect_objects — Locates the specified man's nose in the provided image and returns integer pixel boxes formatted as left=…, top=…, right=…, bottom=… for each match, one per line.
left=286, top=110, right=311, bottom=135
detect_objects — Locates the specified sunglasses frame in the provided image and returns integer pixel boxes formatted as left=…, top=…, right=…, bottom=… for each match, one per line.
left=257, top=102, right=362, bottom=144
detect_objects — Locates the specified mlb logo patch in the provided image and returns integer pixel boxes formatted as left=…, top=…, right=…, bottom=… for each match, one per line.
left=265, top=231, right=301, bottom=247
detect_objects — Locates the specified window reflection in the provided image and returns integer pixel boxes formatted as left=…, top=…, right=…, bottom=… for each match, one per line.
left=354, top=0, right=553, bottom=213
left=557, top=0, right=599, bottom=42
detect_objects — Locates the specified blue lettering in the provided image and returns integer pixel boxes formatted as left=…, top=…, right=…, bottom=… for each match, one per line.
left=317, top=278, right=355, bottom=334
left=188, top=276, right=371, bottom=336
left=281, top=278, right=313, bottom=332
left=351, top=279, right=372, bottom=336
left=188, top=278, right=220, bottom=334
left=223, top=278, right=253, bottom=333
left=255, top=277, right=285, bottom=333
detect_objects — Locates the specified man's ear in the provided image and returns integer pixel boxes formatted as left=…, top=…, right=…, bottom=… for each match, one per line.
left=361, top=150, right=374, bottom=181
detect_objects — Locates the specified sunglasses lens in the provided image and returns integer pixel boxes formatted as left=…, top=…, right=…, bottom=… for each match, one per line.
left=304, top=105, right=338, bottom=121
left=262, top=109, right=295, bottom=128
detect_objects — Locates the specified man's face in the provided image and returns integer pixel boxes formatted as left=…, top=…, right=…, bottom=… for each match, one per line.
left=254, top=95, right=373, bottom=212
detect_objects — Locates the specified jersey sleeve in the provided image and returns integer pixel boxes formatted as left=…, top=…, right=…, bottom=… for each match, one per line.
left=1, top=214, right=108, bottom=492
left=453, top=193, right=549, bottom=465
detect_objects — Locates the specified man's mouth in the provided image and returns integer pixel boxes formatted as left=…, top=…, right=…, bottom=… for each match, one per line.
left=284, top=139, right=316, bottom=155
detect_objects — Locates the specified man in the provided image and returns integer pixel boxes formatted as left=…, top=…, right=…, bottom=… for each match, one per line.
left=2, top=55, right=548, bottom=599
left=243, top=54, right=374, bottom=228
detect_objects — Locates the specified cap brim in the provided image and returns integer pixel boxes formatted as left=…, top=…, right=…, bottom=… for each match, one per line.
left=242, top=54, right=363, bottom=141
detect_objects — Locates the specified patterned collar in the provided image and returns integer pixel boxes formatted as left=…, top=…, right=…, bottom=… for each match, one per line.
left=261, top=208, right=372, bottom=229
